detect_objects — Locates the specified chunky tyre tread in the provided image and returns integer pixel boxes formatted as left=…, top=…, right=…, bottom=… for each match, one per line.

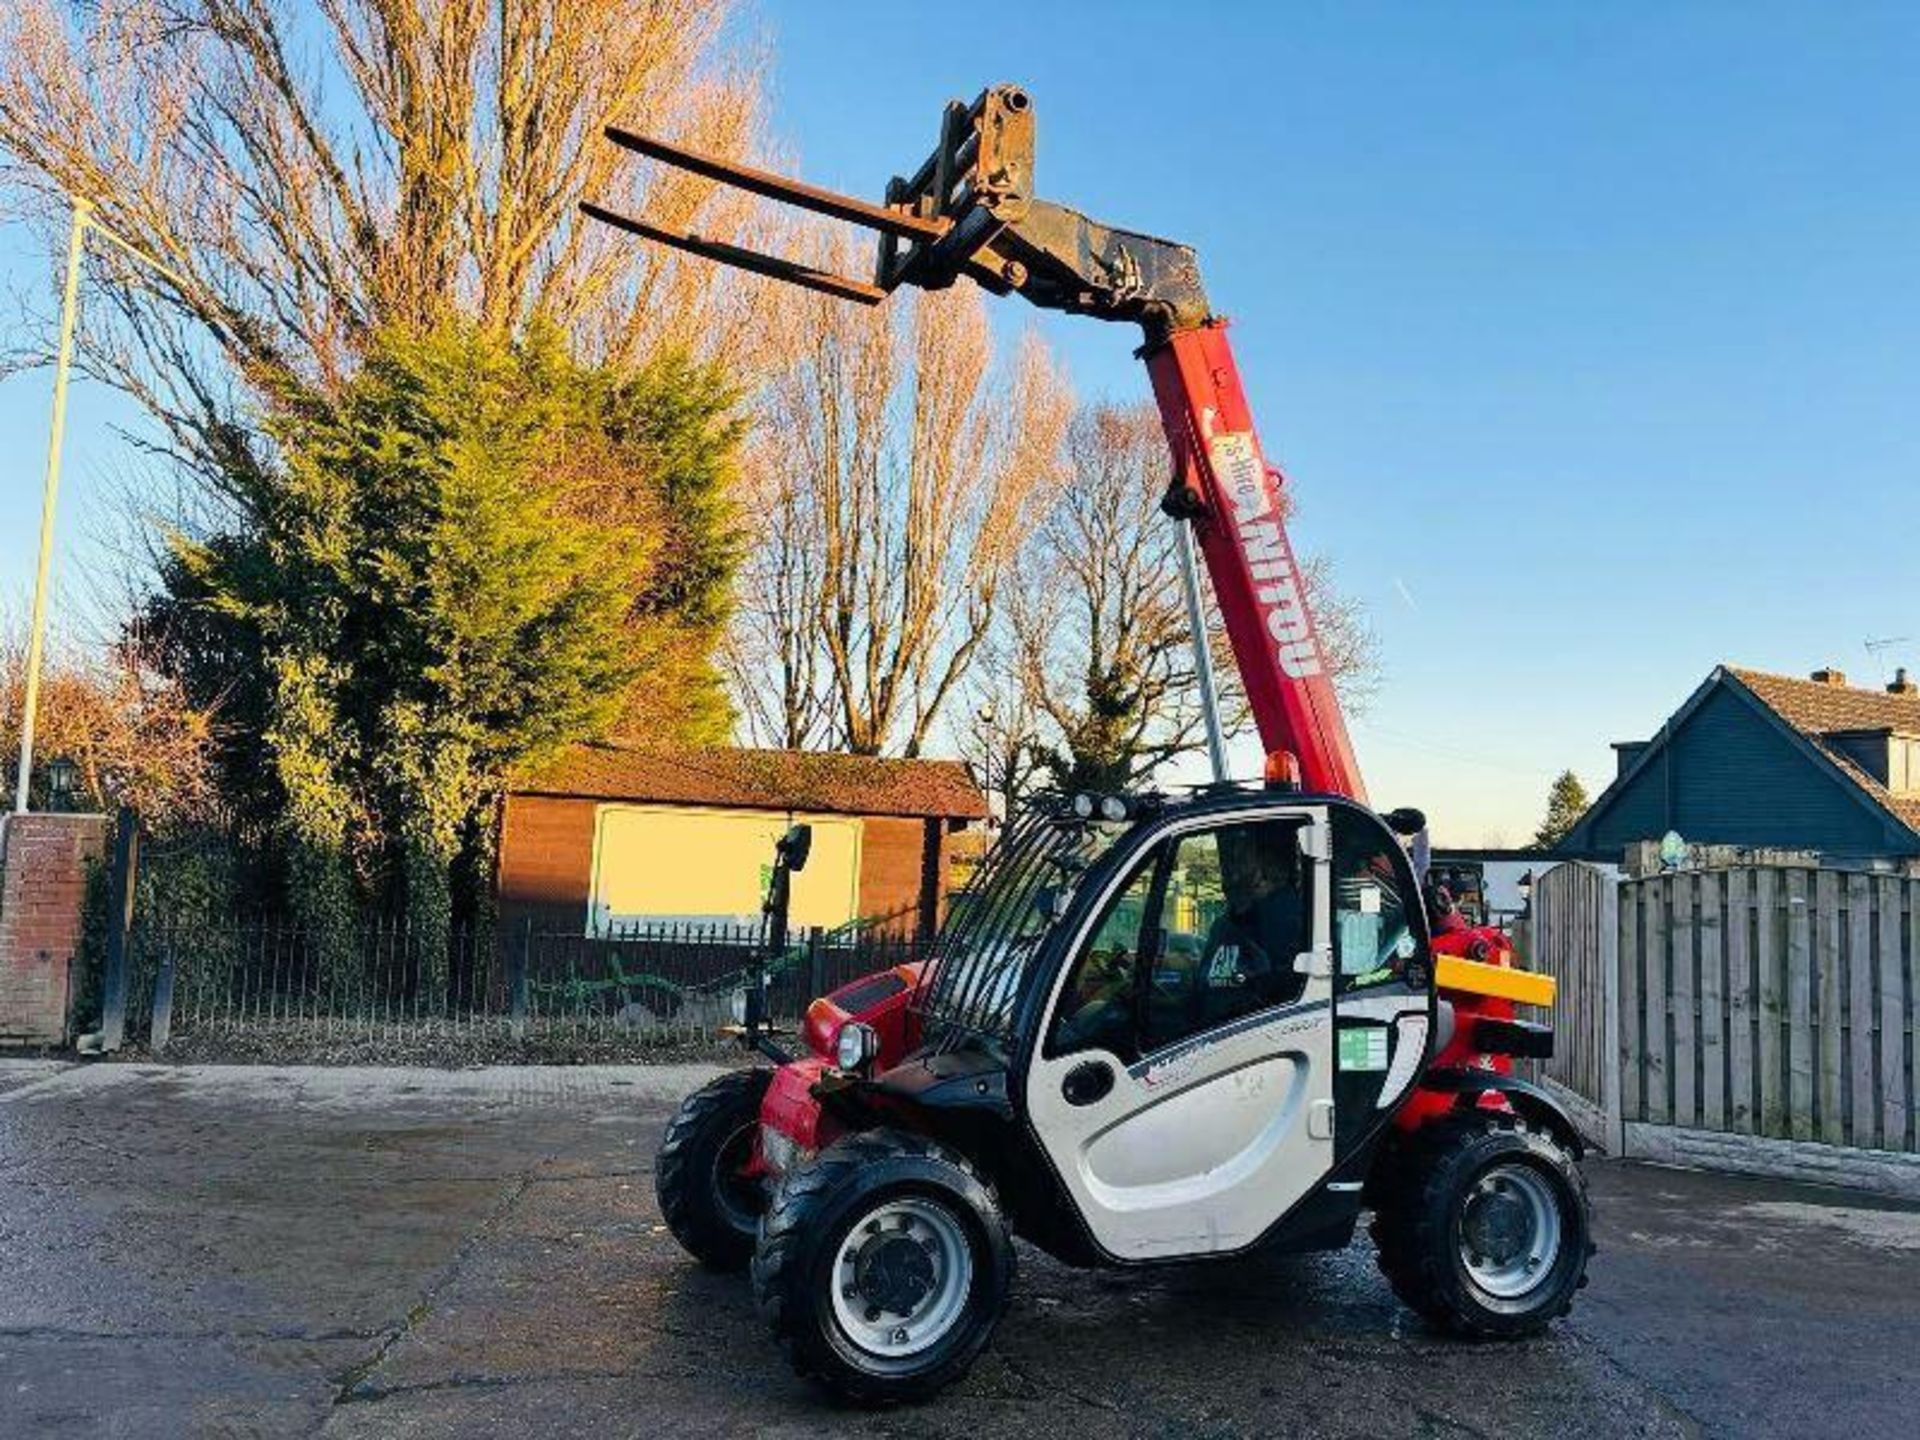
left=1370, top=1114, right=1593, bottom=1340
left=751, top=1129, right=1014, bottom=1405
left=655, top=1067, right=772, bottom=1271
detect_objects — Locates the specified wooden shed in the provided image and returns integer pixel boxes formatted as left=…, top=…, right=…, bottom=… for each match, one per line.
left=497, top=744, right=987, bottom=937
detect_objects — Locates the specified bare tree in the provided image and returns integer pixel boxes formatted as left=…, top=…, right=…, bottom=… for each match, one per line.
left=0, top=0, right=776, bottom=487
left=994, top=400, right=1377, bottom=792
left=0, top=626, right=216, bottom=824
left=727, top=261, right=1073, bottom=756
left=724, top=416, right=833, bottom=749
left=1007, top=403, right=1205, bottom=792
left=956, top=639, right=1051, bottom=820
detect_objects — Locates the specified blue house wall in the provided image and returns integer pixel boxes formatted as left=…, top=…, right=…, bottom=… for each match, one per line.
left=1561, top=681, right=1919, bottom=861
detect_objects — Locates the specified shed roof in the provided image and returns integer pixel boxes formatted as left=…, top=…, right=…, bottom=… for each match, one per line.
left=512, top=744, right=988, bottom=821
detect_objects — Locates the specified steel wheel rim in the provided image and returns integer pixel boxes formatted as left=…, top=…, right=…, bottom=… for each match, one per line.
left=829, top=1196, right=974, bottom=1364
left=1460, top=1162, right=1563, bottom=1300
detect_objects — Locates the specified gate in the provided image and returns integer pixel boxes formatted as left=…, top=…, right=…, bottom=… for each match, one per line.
left=1524, top=861, right=1621, bottom=1152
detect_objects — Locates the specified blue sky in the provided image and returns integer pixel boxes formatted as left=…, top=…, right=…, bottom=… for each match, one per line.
left=3, top=3, right=1917, bottom=842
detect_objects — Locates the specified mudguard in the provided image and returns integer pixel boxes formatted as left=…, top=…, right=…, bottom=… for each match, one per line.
left=1414, top=1066, right=1588, bottom=1159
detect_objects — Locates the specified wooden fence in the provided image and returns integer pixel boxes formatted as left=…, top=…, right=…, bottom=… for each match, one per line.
left=1526, top=861, right=1920, bottom=1187
left=1524, top=860, right=1620, bottom=1150
left=1619, top=867, right=1917, bottom=1154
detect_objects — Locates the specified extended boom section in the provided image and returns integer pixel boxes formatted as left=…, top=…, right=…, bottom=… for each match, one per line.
left=1146, top=326, right=1365, bottom=798
left=582, top=83, right=1364, bottom=800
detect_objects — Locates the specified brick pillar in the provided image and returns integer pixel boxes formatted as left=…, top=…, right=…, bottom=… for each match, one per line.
left=0, top=813, right=110, bottom=1048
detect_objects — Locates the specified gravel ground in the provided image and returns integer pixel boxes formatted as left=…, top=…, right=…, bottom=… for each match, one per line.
left=1, top=1059, right=1915, bottom=1438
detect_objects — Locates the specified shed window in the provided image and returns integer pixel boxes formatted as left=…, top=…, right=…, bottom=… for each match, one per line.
left=587, top=805, right=863, bottom=932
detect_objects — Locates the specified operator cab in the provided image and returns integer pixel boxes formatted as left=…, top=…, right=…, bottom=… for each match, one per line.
left=857, top=786, right=1436, bottom=1265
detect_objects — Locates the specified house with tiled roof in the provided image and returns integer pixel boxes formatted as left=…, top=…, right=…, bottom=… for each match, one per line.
left=1558, top=665, right=1920, bottom=866
left=496, top=744, right=988, bottom=937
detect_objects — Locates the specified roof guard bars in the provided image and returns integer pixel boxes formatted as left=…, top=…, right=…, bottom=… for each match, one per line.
left=581, top=84, right=1212, bottom=342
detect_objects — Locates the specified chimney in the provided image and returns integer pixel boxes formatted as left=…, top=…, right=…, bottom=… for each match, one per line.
left=1891, top=668, right=1918, bottom=697
left=1810, top=666, right=1848, bottom=687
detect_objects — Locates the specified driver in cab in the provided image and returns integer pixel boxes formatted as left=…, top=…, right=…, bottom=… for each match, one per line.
left=1190, top=822, right=1308, bottom=1016
left=1054, top=821, right=1308, bottom=1056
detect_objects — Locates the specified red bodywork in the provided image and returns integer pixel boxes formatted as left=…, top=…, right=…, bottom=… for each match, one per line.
left=1394, top=924, right=1524, bottom=1134
left=757, top=964, right=926, bottom=1173
left=799, top=962, right=924, bottom=1065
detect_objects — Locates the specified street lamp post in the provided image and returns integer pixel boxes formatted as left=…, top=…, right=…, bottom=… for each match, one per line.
left=12, top=200, right=89, bottom=816
left=11, top=198, right=192, bottom=815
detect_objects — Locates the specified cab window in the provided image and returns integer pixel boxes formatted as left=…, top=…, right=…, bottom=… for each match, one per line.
left=1048, top=850, right=1157, bottom=1062
left=1331, top=810, right=1419, bottom=990
left=1050, top=818, right=1316, bottom=1064
left=1143, top=821, right=1310, bottom=1053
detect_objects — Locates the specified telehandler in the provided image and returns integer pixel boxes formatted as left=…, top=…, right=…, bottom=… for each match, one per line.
left=585, top=85, right=1591, bottom=1404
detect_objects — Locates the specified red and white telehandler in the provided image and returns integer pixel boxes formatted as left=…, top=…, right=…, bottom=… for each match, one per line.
left=585, top=85, right=1591, bottom=1404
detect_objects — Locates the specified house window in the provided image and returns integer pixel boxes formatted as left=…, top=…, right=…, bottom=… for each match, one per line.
left=1892, top=737, right=1920, bottom=794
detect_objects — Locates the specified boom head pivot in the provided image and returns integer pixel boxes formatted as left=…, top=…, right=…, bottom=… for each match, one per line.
left=583, top=85, right=1211, bottom=341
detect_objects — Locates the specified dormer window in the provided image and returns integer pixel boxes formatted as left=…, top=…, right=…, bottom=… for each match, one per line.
left=1892, top=736, right=1920, bottom=794
left=1825, top=728, right=1920, bottom=793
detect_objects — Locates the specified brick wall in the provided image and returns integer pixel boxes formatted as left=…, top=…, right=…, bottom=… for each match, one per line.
left=0, top=813, right=110, bottom=1048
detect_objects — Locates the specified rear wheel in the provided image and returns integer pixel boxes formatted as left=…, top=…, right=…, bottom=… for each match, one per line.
left=751, top=1129, right=1014, bottom=1405
left=1370, top=1114, right=1591, bottom=1338
left=656, top=1067, right=772, bottom=1270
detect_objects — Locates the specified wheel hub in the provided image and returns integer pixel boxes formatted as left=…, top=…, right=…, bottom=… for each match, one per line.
left=829, top=1197, right=974, bottom=1363
left=1459, top=1162, right=1564, bottom=1301
left=1464, top=1189, right=1530, bottom=1265
left=854, top=1234, right=937, bottom=1315
left=709, top=1122, right=763, bottom=1232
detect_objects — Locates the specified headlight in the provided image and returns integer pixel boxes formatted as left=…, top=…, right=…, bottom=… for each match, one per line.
left=1071, top=792, right=1096, bottom=819
left=1098, top=794, right=1129, bottom=822
left=835, top=1021, right=878, bottom=1072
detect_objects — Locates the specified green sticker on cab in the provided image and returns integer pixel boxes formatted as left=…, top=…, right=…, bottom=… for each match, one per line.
left=1338, top=1026, right=1390, bottom=1072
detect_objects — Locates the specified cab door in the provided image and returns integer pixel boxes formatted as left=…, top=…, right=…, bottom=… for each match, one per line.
left=1024, top=806, right=1335, bottom=1261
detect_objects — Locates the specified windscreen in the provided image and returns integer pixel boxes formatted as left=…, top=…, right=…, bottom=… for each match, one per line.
left=917, top=800, right=1128, bottom=1053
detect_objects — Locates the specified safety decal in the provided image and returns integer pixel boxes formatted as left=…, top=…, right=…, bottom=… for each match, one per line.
left=1338, top=1026, right=1390, bottom=1072
left=1126, top=996, right=1330, bottom=1084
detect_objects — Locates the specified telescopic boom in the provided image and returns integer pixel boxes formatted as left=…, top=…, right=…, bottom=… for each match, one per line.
left=583, top=85, right=1365, bottom=801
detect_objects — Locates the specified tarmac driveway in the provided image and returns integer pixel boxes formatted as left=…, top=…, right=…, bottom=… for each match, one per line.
left=1, top=1059, right=1915, bottom=1439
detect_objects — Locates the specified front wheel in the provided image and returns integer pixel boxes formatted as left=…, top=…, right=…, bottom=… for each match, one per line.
left=1370, top=1114, right=1592, bottom=1338
left=751, top=1129, right=1014, bottom=1405
left=656, top=1067, right=772, bottom=1270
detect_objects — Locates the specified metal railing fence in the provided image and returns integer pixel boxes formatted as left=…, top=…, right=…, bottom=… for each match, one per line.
left=118, top=911, right=930, bottom=1057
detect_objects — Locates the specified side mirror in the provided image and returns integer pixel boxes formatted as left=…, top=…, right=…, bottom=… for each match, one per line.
left=777, top=822, right=813, bottom=872
left=1383, top=807, right=1427, bottom=837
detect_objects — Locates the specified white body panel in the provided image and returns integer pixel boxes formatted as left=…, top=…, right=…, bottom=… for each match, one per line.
left=1025, top=805, right=1336, bottom=1260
